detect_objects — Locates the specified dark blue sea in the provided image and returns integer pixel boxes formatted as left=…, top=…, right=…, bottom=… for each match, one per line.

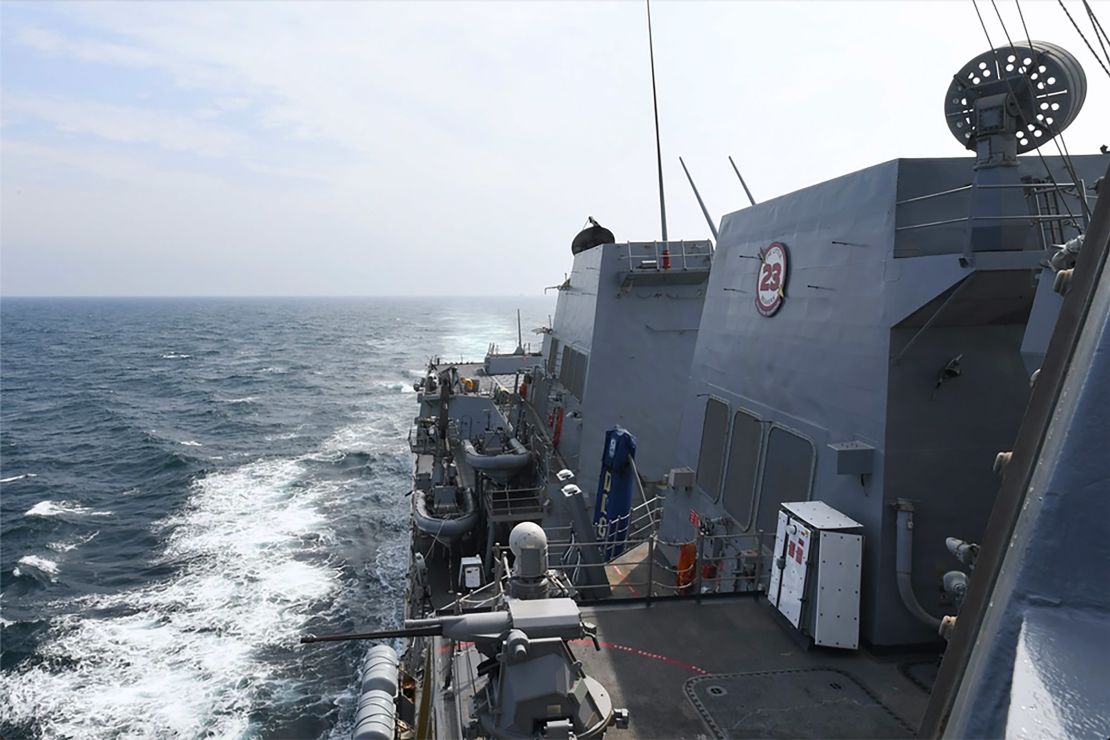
left=0, top=296, right=553, bottom=739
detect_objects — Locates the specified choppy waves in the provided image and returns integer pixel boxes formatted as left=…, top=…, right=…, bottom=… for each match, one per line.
left=24, top=500, right=114, bottom=520
left=0, top=295, right=552, bottom=738
left=12, top=555, right=59, bottom=583
left=0, top=473, right=37, bottom=484
left=1, top=429, right=382, bottom=737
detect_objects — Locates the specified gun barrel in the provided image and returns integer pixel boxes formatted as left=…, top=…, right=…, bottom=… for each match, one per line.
left=300, top=624, right=443, bottom=645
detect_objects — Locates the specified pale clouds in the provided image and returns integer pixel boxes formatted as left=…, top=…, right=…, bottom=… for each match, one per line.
left=1, top=1, right=1107, bottom=296
left=5, top=95, right=243, bottom=157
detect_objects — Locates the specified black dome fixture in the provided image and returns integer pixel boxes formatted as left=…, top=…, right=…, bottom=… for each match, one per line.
left=571, top=217, right=615, bottom=255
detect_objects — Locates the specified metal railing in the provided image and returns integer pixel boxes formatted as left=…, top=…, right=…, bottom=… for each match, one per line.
left=482, top=484, right=546, bottom=520
left=491, top=528, right=773, bottom=605
left=619, top=241, right=713, bottom=272
left=895, top=180, right=1088, bottom=233
left=408, top=424, right=437, bottom=455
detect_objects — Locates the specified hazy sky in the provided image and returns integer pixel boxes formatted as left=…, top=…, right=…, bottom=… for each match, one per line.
left=2, top=1, right=1107, bottom=296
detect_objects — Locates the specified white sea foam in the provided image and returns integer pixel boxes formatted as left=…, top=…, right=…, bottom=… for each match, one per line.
left=1, top=456, right=342, bottom=737
left=373, top=379, right=417, bottom=395
left=224, top=396, right=257, bottom=404
left=178, top=440, right=203, bottom=447
left=47, top=531, right=100, bottom=553
left=1, top=473, right=37, bottom=484
left=13, top=555, right=60, bottom=582
left=160, top=352, right=191, bottom=360
left=264, top=431, right=300, bottom=442
left=25, top=501, right=112, bottom=519
left=320, top=419, right=403, bottom=457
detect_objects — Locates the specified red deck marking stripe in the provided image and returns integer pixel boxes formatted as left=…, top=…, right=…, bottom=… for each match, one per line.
left=607, top=564, right=642, bottom=597
left=570, top=638, right=708, bottom=675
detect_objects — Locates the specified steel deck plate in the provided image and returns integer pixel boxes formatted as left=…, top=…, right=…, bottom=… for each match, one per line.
left=685, top=668, right=915, bottom=739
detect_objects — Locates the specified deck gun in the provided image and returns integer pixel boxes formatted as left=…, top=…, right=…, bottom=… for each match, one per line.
left=302, top=597, right=628, bottom=738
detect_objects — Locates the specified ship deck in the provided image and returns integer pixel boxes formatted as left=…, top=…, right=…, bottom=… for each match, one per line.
left=572, top=596, right=935, bottom=739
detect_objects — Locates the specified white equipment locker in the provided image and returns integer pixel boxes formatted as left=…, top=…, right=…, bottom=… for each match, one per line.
left=767, top=501, right=863, bottom=649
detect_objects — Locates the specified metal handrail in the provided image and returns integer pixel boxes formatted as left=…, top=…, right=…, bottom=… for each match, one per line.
left=896, top=181, right=1083, bottom=206
left=619, top=240, right=713, bottom=272
left=895, top=213, right=1081, bottom=232
left=486, top=528, right=773, bottom=605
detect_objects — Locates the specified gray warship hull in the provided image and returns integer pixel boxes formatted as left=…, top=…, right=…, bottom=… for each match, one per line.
left=311, top=36, right=1110, bottom=740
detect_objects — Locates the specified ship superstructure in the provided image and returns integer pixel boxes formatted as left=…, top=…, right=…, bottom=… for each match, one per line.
left=302, top=37, right=1110, bottom=740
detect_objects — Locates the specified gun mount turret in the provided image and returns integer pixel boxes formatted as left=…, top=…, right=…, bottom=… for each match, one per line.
left=303, top=595, right=627, bottom=738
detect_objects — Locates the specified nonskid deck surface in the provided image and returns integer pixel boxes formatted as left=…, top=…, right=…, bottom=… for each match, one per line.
left=574, top=597, right=933, bottom=739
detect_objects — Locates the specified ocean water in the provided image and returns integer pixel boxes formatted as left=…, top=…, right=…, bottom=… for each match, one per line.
left=0, top=296, right=553, bottom=739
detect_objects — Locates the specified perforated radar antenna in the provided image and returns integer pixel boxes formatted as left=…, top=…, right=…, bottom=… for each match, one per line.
left=945, top=41, right=1086, bottom=154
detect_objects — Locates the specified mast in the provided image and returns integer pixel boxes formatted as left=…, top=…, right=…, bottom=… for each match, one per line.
left=646, top=0, right=668, bottom=241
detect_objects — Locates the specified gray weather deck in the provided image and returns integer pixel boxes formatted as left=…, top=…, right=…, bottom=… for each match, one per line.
left=572, top=597, right=933, bottom=739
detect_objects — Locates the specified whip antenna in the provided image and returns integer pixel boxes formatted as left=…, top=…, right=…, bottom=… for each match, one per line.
left=646, top=0, right=668, bottom=241
left=516, top=309, right=523, bottom=353
left=679, top=157, right=718, bottom=240
left=728, top=156, right=757, bottom=207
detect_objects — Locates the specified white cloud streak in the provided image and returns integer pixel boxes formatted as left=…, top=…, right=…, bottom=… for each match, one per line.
left=5, top=95, right=244, bottom=157
left=1, top=0, right=1107, bottom=296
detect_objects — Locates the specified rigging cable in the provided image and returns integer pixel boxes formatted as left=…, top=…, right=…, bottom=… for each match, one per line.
left=971, top=0, right=1080, bottom=229
left=1013, top=0, right=1091, bottom=222
left=990, top=0, right=1016, bottom=48
left=972, top=0, right=998, bottom=59
left=1057, top=0, right=1110, bottom=80
left=1080, top=0, right=1110, bottom=68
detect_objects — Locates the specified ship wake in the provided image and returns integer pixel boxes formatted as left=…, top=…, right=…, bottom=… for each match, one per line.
left=0, top=421, right=405, bottom=738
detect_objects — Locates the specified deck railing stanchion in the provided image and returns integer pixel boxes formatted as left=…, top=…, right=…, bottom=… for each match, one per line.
left=646, top=535, right=656, bottom=607
left=755, top=529, right=765, bottom=597
left=694, top=527, right=704, bottom=603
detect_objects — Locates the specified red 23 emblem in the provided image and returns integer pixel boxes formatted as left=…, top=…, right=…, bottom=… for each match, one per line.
left=759, top=262, right=783, bottom=292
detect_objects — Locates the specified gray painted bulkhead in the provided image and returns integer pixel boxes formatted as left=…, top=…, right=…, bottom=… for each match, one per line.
left=661, top=154, right=1107, bottom=647
left=540, top=240, right=712, bottom=503
left=537, top=244, right=604, bottom=474
left=576, top=241, right=712, bottom=498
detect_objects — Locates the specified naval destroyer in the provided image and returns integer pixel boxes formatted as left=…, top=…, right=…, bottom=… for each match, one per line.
left=302, top=25, right=1110, bottom=740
